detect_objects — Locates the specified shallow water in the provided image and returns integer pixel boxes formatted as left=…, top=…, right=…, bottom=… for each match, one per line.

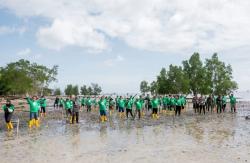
left=0, top=105, right=250, bottom=163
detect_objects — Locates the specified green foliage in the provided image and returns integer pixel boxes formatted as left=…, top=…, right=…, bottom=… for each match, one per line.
left=80, top=83, right=102, bottom=95
left=140, top=80, right=150, bottom=95
left=141, top=53, right=238, bottom=95
left=0, top=59, right=58, bottom=95
left=64, top=84, right=79, bottom=96
left=54, top=88, right=61, bottom=96
left=205, top=53, right=238, bottom=95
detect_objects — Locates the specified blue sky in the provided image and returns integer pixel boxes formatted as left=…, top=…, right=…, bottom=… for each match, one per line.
left=0, top=0, right=250, bottom=93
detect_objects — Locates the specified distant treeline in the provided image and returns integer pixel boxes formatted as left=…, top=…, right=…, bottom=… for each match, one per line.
left=0, top=59, right=58, bottom=95
left=140, top=53, right=238, bottom=95
left=54, top=83, right=102, bottom=96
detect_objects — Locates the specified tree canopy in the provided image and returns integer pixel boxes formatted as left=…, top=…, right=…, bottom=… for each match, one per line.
left=0, top=59, right=58, bottom=95
left=140, top=53, right=238, bottom=95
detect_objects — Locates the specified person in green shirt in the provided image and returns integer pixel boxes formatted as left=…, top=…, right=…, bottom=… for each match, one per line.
left=39, top=96, right=47, bottom=117
left=2, top=99, right=15, bottom=130
left=64, top=98, right=72, bottom=123
left=118, top=96, right=126, bottom=118
left=59, top=98, right=64, bottom=109
left=134, top=98, right=143, bottom=119
left=175, top=95, right=183, bottom=116
left=139, top=95, right=145, bottom=116
left=92, top=97, right=98, bottom=110
left=162, top=95, right=168, bottom=113
left=99, top=96, right=107, bottom=122
left=86, top=97, right=92, bottom=112
left=229, top=94, right=237, bottom=113
left=222, top=95, right=227, bottom=112
left=126, top=96, right=134, bottom=119
left=109, top=97, right=115, bottom=116
left=81, top=97, right=86, bottom=109
left=26, top=95, right=40, bottom=128
left=170, top=95, right=176, bottom=111
left=151, top=96, right=160, bottom=119
left=180, top=95, right=186, bottom=110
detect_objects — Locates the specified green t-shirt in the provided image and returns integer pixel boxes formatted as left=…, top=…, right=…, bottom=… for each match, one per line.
left=81, top=98, right=85, bottom=105
left=99, top=100, right=106, bottom=111
left=230, top=96, right=236, bottom=105
left=65, top=100, right=72, bottom=110
left=86, top=99, right=92, bottom=106
left=127, top=98, right=134, bottom=109
left=39, top=98, right=47, bottom=107
left=171, top=98, right=176, bottom=106
left=135, top=100, right=143, bottom=110
left=2, top=104, right=15, bottom=113
left=27, top=98, right=40, bottom=113
left=118, top=99, right=126, bottom=108
left=151, top=98, right=159, bottom=108
left=176, top=98, right=183, bottom=106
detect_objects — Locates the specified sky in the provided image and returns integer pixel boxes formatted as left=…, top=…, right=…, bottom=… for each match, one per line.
left=0, top=0, right=250, bottom=94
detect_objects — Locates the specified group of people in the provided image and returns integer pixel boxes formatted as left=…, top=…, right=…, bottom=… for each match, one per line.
left=1, top=93, right=237, bottom=131
left=192, top=94, right=237, bottom=115
left=1, top=95, right=47, bottom=130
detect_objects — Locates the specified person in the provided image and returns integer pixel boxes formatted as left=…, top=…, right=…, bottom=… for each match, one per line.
left=222, top=95, right=227, bottom=112
left=175, top=95, right=182, bottom=116
left=2, top=99, right=15, bottom=130
left=192, top=95, right=199, bottom=113
left=54, top=96, right=59, bottom=109
left=64, top=98, right=72, bottom=122
left=180, top=95, right=186, bottom=110
left=81, top=96, right=86, bottom=109
left=99, top=96, right=107, bottom=122
left=206, top=95, right=213, bottom=113
left=162, top=95, right=168, bottom=114
left=59, top=98, right=64, bottom=109
left=216, top=95, right=223, bottom=113
left=151, top=96, right=159, bottom=119
left=71, top=96, right=80, bottom=124
left=199, top=95, right=206, bottom=115
left=229, top=94, right=237, bottom=113
left=26, top=95, right=40, bottom=128
left=86, top=96, right=92, bottom=112
left=92, top=97, right=98, bottom=110
left=118, top=96, right=126, bottom=118
left=170, top=95, right=176, bottom=111
left=126, top=96, right=134, bottom=119
left=115, top=96, right=120, bottom=111
left=109, top=97, right=115, bottom=116
left=135, top=98, right=143, bottom=119
left=39, top=96, right=47, bottom=117
left=145, top=94, right=152, bottom=111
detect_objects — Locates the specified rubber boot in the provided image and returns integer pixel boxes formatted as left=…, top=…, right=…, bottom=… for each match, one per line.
left=70, top=116, right=73, bottom=124
left=104, top=116, right=107, bottom=121
left=156, top=114, right=159, bottom=119
left=101, top=116, right=105, bottom=122
left=6, top=123, right=10, bottom=130
left=119, top=113, right=122, bottom=118
left=35, top=120, right=40, bottom=127
left=9, top=122, right=13, bottom=129
left=29, top=120, right=33, bottom=128
left=152, top=114, right=154, bottom=119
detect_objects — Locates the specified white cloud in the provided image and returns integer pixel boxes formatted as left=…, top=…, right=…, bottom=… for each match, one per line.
left=2, top=0, right=250, bottom=53
left=17, top=48, right=31, bottom=56
left=0, top=26, right=26, bottom=35
left=103, top=55, right=124, bottom=67
left=16, top=48, right=41, bottom=60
